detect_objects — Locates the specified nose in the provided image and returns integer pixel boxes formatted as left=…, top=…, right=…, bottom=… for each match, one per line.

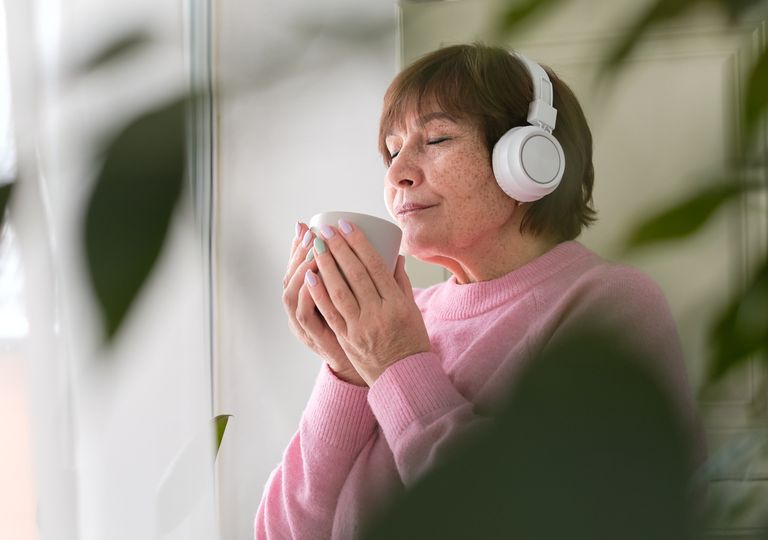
left=385, top=144, right=424, bottom=190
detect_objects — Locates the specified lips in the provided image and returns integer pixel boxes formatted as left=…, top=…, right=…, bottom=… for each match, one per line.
left=396, top=203, right=436, bottom=216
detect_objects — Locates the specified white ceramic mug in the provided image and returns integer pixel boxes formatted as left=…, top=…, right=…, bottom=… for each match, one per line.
left=309, top=211, right=402, bottom=274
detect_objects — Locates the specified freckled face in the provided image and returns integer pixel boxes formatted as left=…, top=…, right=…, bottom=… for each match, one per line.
left=383, top=110, right=518, bottom=260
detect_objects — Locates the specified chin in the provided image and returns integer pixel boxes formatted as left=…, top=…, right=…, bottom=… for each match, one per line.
left=400, top=236, right=439, bottom=261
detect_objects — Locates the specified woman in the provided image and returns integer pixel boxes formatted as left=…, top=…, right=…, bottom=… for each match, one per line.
left=259, top=43, right=702, bottom=539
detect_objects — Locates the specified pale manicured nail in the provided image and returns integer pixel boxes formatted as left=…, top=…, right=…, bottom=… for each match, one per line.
left=305, top=250, right=314, bottom=262
left=305, top=270, right=318, bottom=287
left=338, top=219, right=352, bottom=235
left=295, top=222, right=302, bottom=239
left=313, top=237, right=326, bottom=254
left=320, top=224, right=334, bottom=240
left=301, top=230, right=313, bottom=248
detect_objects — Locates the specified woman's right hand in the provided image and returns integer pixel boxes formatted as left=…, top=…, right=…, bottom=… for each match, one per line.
left=282, top=222, right=367, bottom=387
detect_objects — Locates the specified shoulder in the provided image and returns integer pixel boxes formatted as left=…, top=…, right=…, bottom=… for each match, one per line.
left=576, top=255, right=671, bottom=312
left=537, top=244, right=675, bottom=332
left=545, top=243, right=669, bottom=307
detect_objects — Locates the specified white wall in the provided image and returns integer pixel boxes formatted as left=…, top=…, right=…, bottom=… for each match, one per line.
left=214, top=1, right=397, bottom=538
left=5, top=0, right=216, bottom=538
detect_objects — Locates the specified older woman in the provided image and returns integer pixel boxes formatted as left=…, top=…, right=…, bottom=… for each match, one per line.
left=258, top=43, right=701, bottom=539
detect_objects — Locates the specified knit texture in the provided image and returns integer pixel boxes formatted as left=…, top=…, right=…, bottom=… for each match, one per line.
left=255, top=241, right=701, bottom=539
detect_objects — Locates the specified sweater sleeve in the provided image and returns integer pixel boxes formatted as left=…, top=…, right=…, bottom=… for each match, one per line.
left=367, top=352, right=488, bottom=487
left=254, top=363, right=377, bottom=540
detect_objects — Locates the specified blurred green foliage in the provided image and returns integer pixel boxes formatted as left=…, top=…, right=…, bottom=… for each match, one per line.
left=0, top=182, right=12, bottom=228
left=500, top=0, right=768, bottom=386
left=84, top=97, right=187, bottom=340
left=623, top=181, right=748, bottom=248
left=710, top=257, right=768, bottom=378
left=363, top=328, right=698, bottom=540
left=74, top=14, right=392, bottom=344
left=214, top=414, right=231, bottom=457
left=745, top=44, right=768, bottom=137
left=500, top=0, right=563, bottom=30
left=76, top=30, right=150, bottom=74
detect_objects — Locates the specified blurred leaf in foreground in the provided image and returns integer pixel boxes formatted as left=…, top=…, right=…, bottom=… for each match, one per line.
left=624, top=181, right=753, bottom=251
left=709, top=258, right=768, bottom=381
left=496, top=0, right=564, bottom=37
left=84, top=97, right=186, bottom=341
left=214, top=414, right=231, bottom=457
left=77, top=30, right=151, bottom=73
left=717, top=0, right=768, bottom=21
left=604, top=0, right=705, bottom=74
left=744, top=47, right=768, bottom=139
left=0, top=182, right=13, bottom=229
left=363, top=328, right=696, bottom=540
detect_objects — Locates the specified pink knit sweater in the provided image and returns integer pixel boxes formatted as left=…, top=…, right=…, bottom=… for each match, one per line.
left=255, top=241, right=701, bottom=539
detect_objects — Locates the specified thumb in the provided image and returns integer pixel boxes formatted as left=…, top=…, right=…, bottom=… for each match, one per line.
left=394, top=255, right=414, bottom=300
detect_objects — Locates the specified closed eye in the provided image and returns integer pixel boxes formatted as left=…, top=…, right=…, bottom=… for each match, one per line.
left=428, top=137, right=450, bottom=145
left=388, top=137, right=449, bottom=162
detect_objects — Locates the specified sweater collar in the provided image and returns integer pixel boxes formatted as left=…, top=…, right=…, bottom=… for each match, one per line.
left=425, top=241, right=591, bottom=319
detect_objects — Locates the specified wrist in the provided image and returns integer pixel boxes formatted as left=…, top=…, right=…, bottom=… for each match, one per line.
left=329, top=364, right=367, bottom=387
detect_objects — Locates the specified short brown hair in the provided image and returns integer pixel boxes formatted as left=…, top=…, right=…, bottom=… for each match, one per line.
left=379, top=43, right=596, bottom=241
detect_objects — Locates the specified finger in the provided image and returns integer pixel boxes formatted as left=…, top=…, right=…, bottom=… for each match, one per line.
left=315, top=224, right=381, bottom=306
left=295, top=278, right=328, bottom=337
left=282, top=253, right=319, bottom=320
left=311, top=235, right=361, bottom=321
left=334, top=219, right=400, bottom=300
left=289, top=221, right=302, bottom=253
left=394, top=254, right=415, bottom=301
left=283, top=224, right=315, bottom=288
left=304, top=268, right=348, bottom=336
left=286, top=222, right=307, bottom=267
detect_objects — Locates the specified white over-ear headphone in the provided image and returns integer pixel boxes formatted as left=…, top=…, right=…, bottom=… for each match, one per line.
left=492, top=52, right=565, bottom=203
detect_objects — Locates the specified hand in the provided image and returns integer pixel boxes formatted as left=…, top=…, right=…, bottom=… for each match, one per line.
left=282, top=222, right=367, bottom=386
left=303, top=220, right=431, bottom=386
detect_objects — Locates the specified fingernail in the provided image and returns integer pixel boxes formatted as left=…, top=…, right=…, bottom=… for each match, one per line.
left=338, top=219, right=352, bottom=235
left=305, top=270, right=318, bottom=287
left=305, top=250, right=314, bottom=262
left=320, top=224, right=335, bottom=240
left=301, top=230, right=313, bottom=248
left=313, top=237, right=327, bottom=254
left=295, top=222, right=302, bottom=239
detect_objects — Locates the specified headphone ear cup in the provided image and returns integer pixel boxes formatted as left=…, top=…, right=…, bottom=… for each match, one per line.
left=492, top=126, right=565, bottom=203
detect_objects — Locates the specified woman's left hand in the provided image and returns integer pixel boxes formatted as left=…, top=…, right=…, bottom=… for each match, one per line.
left=303, top=220, right=431, bottom=386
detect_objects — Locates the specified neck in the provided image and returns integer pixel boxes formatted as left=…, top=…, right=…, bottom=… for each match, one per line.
left=423, top=227, right=559, bottom=285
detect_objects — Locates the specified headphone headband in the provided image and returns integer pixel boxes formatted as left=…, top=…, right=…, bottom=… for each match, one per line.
left=492, top=50, right=565, bottom=202
left=513, top=52, right=557, bottom=133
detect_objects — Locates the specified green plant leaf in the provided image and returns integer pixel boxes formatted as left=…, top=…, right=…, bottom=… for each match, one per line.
left=717, top=0, right=767, bottom=21
left=744, top=47, right=768, bottom=140
left=0, top=182, right=13, bottom=229
left=84, top=97, right=187, bottom=341
left=497, top=0, right=565, bottom=35
left=79, top=31, right=151, bottom=73
left=363, top=328, right=693, bottom=540
left=214, top=414, right=231, bottom=457
left=602, top=0, right=705, bottom=75
left=708, top=257, right=768, bottom=381
left=624, top=181, right=750, bottom=250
